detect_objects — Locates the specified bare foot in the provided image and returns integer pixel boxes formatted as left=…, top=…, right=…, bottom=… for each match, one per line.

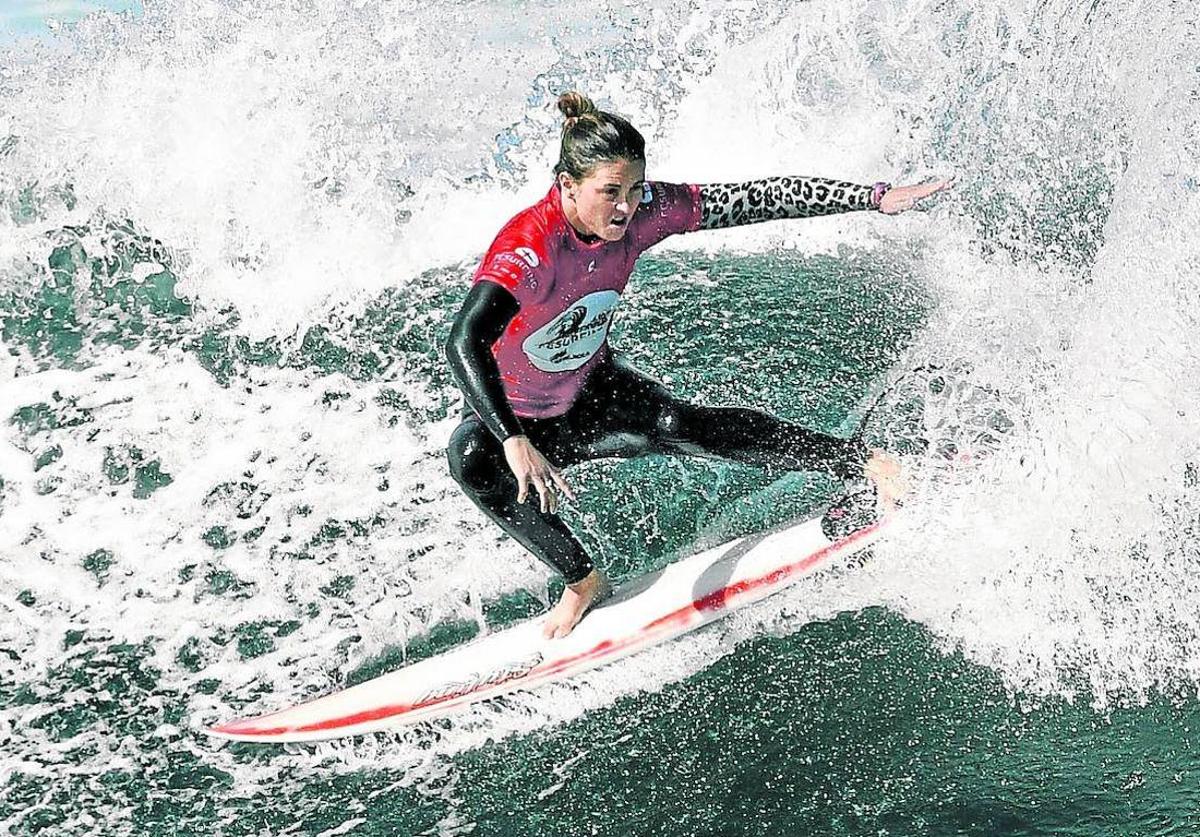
left=863, top=449, right=908, bottom=513
left=542, top=569, right=612, bottom=639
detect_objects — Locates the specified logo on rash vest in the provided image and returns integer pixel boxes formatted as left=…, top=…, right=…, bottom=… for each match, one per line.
left=414, top=651, right=544, bottom=707
left=641, top=183, right=653, bottom=204
left=514, top=246, right=540, bottom=268
left=522, top=290, right=620, bottom=372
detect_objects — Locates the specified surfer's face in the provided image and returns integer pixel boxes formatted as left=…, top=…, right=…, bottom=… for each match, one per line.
left=559, top=158, right=646, bottom=242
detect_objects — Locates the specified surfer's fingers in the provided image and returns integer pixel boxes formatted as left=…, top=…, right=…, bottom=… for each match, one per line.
left=515, top=471, right=530, bottom=504
left=919, top=179, right=949, bottom=198
left=530, top=472, right=552, bottom=513
left=912, top=177, right=954, bottom=204
left=540, top=471, right=559, bottom=514
left=549, top=467, right=576, bottom=502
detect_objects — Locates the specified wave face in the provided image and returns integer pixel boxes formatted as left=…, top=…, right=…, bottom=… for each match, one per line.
left=1, top=0, right=1199, bottom=833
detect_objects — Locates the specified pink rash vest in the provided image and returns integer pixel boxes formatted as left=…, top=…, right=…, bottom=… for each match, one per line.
left=472, top=180, right=703, bottom=418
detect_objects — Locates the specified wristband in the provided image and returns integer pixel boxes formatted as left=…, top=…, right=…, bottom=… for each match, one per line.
left=870, top=181, right=891, bottom=210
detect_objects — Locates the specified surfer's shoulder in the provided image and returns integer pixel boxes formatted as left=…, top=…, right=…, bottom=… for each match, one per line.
left=497, top=186, right=565, bottom=245
left=628, top=180, right=703, bottom=243
left=475, top=192, right=561, bottom=289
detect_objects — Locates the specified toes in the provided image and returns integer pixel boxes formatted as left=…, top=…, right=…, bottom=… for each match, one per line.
left=543, top=615, right=564, bottom=639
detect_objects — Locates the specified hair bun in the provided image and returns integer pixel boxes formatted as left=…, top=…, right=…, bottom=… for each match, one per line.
left=557, top=91, right=597, bottom=122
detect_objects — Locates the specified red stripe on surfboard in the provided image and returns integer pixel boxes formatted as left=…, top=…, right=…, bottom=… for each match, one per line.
left=209, top=520, right=881, bottom=738
left=525, top=519, right=881, bottom=682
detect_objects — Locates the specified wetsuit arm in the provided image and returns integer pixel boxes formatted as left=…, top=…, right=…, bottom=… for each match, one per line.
left=445, top=282, right=525, bottom=442
left=698, top=177, right=886, bottom=230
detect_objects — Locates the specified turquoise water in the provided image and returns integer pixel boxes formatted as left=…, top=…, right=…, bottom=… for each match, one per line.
left=0, top=1, right=141, bottom=41
left=2, top=0, right=1200, bottom=834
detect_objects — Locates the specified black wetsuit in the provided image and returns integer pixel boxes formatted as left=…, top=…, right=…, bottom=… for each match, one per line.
left=445, top=176, right=882, bottom=584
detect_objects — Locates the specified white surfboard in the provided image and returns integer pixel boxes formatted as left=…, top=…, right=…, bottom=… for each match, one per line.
left=206, top=493, right=884, bottom=743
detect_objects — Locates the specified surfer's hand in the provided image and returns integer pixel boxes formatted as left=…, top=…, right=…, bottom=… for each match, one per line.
left=878, top=176, right=955, bottom=214
left=502, top=435, right=576, bottom=514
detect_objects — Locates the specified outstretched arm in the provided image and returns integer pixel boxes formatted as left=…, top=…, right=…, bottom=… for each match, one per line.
left=698, top=176, right=953, bottom=230
left=699, top=176, right=878, bottom=230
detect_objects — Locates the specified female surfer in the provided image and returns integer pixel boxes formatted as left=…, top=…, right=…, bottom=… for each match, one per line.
left=446, top=92, right=951, bottom=639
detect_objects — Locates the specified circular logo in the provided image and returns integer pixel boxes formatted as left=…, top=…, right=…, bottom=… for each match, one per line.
left=514, top=246, right=540, bottom=268
left=522, top=290, right=621, bottom=372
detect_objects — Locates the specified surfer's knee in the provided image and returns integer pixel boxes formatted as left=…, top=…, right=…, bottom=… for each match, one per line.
left=652, top=399, right=694, bottom=444
left=447, top=421, right=506, bottom=496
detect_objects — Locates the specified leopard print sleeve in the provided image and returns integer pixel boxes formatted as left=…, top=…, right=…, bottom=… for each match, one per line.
left=698, top=176, right=875, bottom=230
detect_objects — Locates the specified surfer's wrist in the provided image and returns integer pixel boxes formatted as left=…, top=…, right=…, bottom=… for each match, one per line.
left=870, top=181, right=891, bottom=211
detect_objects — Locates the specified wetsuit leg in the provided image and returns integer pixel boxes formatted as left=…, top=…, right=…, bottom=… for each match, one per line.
left=574, top=354, right=867, bottom=479
left=446, top=412, right=597, bottom=584
left=447, top=355, right=864, bottom=585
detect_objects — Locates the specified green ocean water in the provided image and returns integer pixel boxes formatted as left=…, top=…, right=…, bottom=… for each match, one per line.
left=3, top=236, right=1199, bottom=835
